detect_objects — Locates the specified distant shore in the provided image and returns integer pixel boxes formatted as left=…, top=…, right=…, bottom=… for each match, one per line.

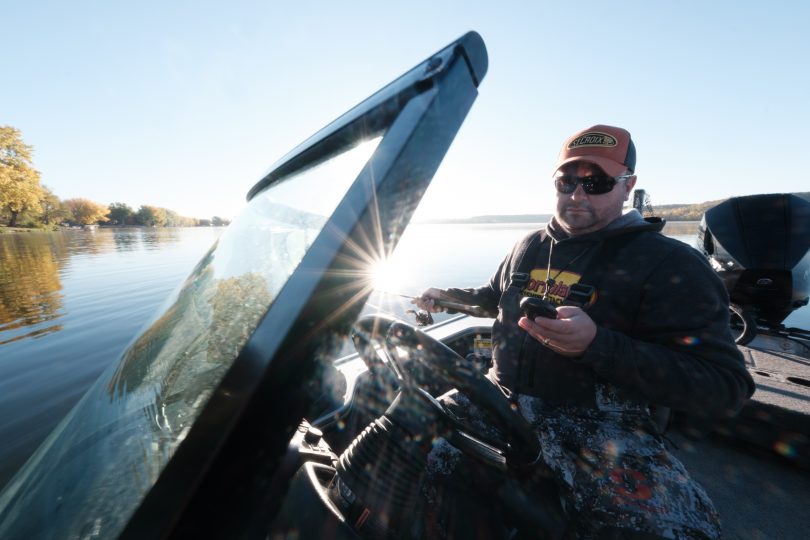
left=420, top=215, right=703, bottom=225
left=422, top=192, right=810, bottom=225
left=0, top=226, right=60, bottom=234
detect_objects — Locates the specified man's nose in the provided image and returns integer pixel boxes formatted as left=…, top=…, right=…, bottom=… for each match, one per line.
left=570, top=183, right=589, bottom=201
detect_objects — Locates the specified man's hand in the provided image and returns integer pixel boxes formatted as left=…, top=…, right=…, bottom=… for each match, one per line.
left=412, top=288, right=447, bottom=313
left=518, top=306, right=597, bottom=357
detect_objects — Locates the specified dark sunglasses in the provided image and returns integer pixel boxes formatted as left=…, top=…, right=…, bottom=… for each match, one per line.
left=553, top=173, right=633, bottom=195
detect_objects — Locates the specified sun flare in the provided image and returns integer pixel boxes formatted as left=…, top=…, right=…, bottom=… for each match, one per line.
left=370, top=257, right=403, bottom=293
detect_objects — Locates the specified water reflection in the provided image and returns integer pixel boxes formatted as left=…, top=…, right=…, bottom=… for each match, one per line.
left=0, top=228, right=188, bottom=346
left=111, top=229, right=142, bottom=252
left=139, top=228, right=182, bottom=251
left=61, top=228, right=116, bottom=256
left=108, top=248, right=272, bottom=398
left=0, top=227, right=226, bottom=498
left=0, top=233, right=67, bottom=345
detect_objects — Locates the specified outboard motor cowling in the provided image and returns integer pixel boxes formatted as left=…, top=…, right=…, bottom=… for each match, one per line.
left=698, top=193, right=810, bottom=327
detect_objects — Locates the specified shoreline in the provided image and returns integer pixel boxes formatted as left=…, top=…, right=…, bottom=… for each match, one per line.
left=0, top=225, right=225, bottom=234
left=0, top=226, right=61, bottom=234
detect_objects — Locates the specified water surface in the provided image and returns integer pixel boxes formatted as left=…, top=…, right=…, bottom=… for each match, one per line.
left=0, top=227, right=224, bottom=487
left=1, top=222, right=807, bottom=489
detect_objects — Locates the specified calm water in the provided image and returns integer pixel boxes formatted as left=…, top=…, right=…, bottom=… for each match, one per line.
left=1, top=223, right=808, bottom=489
left=0, top=227, right=224, bottom=488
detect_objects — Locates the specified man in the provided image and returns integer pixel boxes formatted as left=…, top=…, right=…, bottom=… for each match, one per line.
left=414, top=125, right=755, bottom=539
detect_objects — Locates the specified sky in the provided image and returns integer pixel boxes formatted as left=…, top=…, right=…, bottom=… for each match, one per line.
left=2, top=1, right=809, bottom=221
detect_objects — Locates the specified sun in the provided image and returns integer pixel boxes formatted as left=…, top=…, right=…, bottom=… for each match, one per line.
left=369, top=257, right=402, bottom=293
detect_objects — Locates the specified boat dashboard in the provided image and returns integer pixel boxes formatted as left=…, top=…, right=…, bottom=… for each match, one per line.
left=264, top=313, right=549, bottom=539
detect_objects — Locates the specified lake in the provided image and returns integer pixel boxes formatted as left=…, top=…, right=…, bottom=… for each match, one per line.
left=1, top=223, right=808, bottom=489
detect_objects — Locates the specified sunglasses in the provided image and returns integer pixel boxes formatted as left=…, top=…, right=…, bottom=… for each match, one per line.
left=553, top=174, right=633, bottom=195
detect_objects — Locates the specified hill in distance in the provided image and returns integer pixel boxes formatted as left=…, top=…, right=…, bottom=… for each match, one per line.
left=651, top=191, right=810, bottom=221
left=425, top=192, right=810, bottom=224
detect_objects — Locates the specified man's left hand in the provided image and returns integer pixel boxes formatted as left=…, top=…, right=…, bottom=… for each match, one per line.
left=518, top=306, right=597, bottom=357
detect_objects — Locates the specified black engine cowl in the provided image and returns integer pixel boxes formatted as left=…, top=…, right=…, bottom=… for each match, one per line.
left=698, top=193, right=810, bottom=326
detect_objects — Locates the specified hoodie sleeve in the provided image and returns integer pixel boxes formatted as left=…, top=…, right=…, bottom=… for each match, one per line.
left=580, top=242, right=755, bottom=418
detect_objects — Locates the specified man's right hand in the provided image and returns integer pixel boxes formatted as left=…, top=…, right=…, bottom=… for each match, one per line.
left=518, top=305, right=597, bottom=357
left=412, top=288, right=447, bottom=313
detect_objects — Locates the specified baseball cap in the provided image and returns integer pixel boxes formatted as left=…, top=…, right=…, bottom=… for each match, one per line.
left=554, top=124, right=636, bottom=177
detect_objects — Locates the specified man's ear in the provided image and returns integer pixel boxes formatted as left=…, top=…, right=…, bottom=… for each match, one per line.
left=624, top=175, right=637, bottom=200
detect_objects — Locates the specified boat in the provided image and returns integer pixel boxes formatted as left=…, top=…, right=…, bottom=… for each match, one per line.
left=1, top=31, right=809, bottom=539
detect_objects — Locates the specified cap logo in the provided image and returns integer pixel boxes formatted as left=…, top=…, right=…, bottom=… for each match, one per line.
left=567, top=132, right=617, bottom=149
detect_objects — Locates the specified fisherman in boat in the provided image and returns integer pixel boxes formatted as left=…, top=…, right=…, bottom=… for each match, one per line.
left=415, top=125, right=755, bottom=539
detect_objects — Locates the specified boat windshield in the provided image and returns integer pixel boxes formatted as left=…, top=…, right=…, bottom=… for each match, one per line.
left=0, top=31, right=487, bottom=538
left=0, top=137, right=381, bottom=539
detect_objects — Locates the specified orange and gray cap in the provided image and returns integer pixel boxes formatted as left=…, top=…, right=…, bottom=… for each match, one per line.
left=554, top=124, right=636, bottom=177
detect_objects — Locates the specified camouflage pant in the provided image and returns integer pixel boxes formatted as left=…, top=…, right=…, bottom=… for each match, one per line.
left=423, top=389, right=721, bottom=539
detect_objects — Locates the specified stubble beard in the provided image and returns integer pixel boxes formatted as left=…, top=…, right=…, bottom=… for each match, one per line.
left=558, top=204, right=597, bottom=232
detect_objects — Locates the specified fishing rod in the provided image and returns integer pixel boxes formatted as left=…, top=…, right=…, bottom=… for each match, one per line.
left=379, top=292, right=491, bottom=318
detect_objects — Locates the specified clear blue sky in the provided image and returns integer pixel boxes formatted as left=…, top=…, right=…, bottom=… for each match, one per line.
left=2, top=1, right=808, bottom=220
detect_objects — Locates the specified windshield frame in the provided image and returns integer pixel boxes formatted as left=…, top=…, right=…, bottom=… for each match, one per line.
left=119, top=32, right=488, bottom=538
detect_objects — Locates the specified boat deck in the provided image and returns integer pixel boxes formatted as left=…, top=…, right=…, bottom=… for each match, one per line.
left=671, top=431, right=810, bottom=539
left=742, top=336, right=810, bottom=421
left=675, top=334, right=810, bottom=538
left=712, top=334, right=810, bottom=470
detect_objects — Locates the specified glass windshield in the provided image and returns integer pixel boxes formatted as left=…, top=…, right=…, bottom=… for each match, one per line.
left=0, top=137, right=381, bottom=539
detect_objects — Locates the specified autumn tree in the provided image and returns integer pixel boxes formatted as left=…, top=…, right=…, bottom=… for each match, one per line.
left=39, top=185, right=69, bottom=225
left=108, top=202, right=135, bottom=225
left=63, top=198, right=110, bottom=225
left=163, top=208, right=179, bottom=227
left=0, top=126, right=43, bottom=227
left=136, top=205, right=166, bottom=226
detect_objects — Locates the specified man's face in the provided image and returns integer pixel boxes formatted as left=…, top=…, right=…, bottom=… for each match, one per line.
left=554, top=161, right=636, bottom=236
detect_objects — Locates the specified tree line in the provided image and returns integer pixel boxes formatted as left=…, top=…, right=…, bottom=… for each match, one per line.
left=1, top=126, right=230, bottom=229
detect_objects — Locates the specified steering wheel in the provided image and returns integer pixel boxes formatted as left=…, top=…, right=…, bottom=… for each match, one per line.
left=351, top=313, right=542, bottom=467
